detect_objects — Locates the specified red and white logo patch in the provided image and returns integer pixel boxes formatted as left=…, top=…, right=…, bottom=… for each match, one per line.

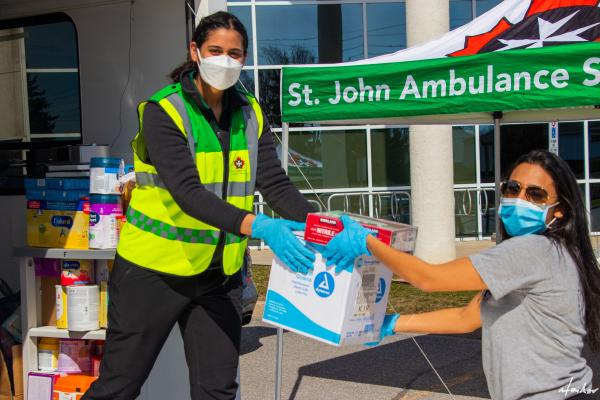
left=233, top=157, right=245, bottom=170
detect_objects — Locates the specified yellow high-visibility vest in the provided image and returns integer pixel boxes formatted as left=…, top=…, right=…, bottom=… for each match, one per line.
left=118, top=82, right=263, bottom=276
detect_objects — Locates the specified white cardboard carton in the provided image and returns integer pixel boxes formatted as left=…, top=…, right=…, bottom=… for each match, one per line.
left=263, top=235, right=394, bottom=346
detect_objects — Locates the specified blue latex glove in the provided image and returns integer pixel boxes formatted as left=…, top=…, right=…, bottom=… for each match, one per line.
left=322, top=215, right=373, bottom=273
left=365, top=313, right=400, bottom=346
left=251, top=214, right=315, bottom=274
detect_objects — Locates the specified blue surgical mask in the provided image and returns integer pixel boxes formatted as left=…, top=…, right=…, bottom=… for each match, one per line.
left=499, top=198, right=559, bottom=237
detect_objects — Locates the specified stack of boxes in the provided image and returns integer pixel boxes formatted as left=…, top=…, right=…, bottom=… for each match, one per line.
left=25, top=178, right=91, bottom=250
left=28, top=341, right=103, bottom=399
left=32, top=259, right=111, bottom=398
left=24, top=157, right=130, bottom=399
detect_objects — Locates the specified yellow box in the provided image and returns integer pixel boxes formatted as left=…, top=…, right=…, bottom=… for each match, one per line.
left=27, top=200, right=89, bottom=249
left=99, top=282, right=108, bottom=328
left=55, top=285, right=68, bottom=329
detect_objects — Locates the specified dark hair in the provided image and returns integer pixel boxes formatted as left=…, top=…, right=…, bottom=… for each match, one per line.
left=169, top=11, right=248, bottom=83
left=503, top=150, right=600, bottom=351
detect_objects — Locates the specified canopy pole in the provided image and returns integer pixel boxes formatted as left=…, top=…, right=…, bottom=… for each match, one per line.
left=275, top=328, right=284, bottom=400
left=282, top=122, right=290, bottom=173
left=493, top=112, right=503, bottom=244
left=275, top=122, right=289, bottom=400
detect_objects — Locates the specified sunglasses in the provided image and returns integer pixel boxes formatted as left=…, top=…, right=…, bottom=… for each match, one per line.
left=500, top=179, right=552, bottom=205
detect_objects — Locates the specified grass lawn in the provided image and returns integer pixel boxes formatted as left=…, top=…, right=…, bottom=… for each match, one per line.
left=251, top=264, right=477, bottom=314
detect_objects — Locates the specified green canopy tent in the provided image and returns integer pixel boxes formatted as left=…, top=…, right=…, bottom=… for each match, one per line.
left=278, top=0, right=600, bottom=234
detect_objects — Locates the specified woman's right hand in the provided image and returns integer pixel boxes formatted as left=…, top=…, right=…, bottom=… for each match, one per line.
left=365, top=313, right=400, bottom=346
left=251, top=214, right=315, bottom=274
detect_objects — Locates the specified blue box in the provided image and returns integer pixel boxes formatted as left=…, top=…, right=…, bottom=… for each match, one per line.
left=25, top=178, right=89, bottom=190
left=26, top=189, right=89, bottom=202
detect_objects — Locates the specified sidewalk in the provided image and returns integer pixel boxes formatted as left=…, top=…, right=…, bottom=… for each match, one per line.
left=250, top=240, right=496, bottom=266
left=241, top=311, right=490, bottom=400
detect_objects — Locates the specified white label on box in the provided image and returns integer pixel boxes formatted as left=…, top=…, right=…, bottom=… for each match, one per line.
left=27, top=373, right=54, bottom=400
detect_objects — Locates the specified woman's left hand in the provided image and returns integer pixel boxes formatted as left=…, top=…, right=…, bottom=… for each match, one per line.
left=322, top=215, right=373, bottom=273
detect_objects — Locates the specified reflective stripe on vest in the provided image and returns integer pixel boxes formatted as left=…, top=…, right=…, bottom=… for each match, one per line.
left=126, top=207, right=244, bottom=244
left=118, top=84, right=263, bottom=276
left=135, top=172, right=253, bottom=198
left=135, top=96, right=260, bottom=200
left=163, top=93, right=196, bottom=162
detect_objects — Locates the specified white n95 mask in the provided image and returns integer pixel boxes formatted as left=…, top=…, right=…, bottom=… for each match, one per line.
left=196, top=50, right=243, bottom=90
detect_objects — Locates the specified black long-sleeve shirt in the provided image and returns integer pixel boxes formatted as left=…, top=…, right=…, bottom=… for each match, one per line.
left=120, top=70, right=314, bottom=275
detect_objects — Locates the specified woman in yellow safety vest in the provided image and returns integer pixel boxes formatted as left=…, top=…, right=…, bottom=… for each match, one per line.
left=83, top=11, right=315, bottom=400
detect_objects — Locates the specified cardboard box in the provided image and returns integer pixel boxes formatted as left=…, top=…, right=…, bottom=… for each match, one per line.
left=41, top=277, right=60, bottom=327
left=263, top=247, right=392, bottom=346
left=263, top=215, right=417, bottom=346
left=52, top=374, right=96, bottom=400
left=27, top=200, right=89, bottom=249
left=12, top=345, right=23, bottom=400
left=27, top=372, right=56, bottom=400
left=99, top=281, right=108, bottom=329
left=304, top=212, right=417, bottom=252
left=25, top=178, right=89, bottom=191
left=0, top=347, right=11, bottom=400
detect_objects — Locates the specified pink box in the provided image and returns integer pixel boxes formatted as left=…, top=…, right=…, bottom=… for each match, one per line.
left=34, top=259, right=61, bottom=278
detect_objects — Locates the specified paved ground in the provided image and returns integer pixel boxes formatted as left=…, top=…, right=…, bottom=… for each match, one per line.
left=242, top=241, right=599, bottom=400
left=240, top=305, right=600, bottom=400
left=240, top=303, right=491, bottom=400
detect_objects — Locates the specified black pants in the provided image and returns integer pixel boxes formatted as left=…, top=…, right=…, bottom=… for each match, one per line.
left=82, top=255, right=243, bottom=400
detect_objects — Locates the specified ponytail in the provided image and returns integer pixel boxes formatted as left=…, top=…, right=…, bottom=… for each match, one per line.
left=169, top=59, right=196, bottom=83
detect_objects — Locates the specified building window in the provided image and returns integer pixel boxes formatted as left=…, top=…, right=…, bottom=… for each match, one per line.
left=479, top=124, right=495, bottom=183
left=371, top=127, right=410, bottom=187
left=476, top=0, right=502, bottom=16
left=0, top=13, right=81, bottom=143
left=479, top=123, right=560, bottom=183
left=590, top=183, right=600, bottom=231
left=453, top=126, right=476, bottom=184
left=480, top=123, right=550, bottom=182
left=589, top=121, right=600, bottom=179
left=367, top=3, right=407, bottom=58
left=255, top=4, right=363, bottom=66
left=558, top=122, right=584, bottom=180
left=450, top=0, right=474, bottom=30
left=501, top=123, right=549, bottom=177
left=258, top=69, right=281, bottom=127
left=287, top=129, right=368, bottom=190
left=450, top=0, right=503, bottom=30
left=229, top=6, right=253, bottom=66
